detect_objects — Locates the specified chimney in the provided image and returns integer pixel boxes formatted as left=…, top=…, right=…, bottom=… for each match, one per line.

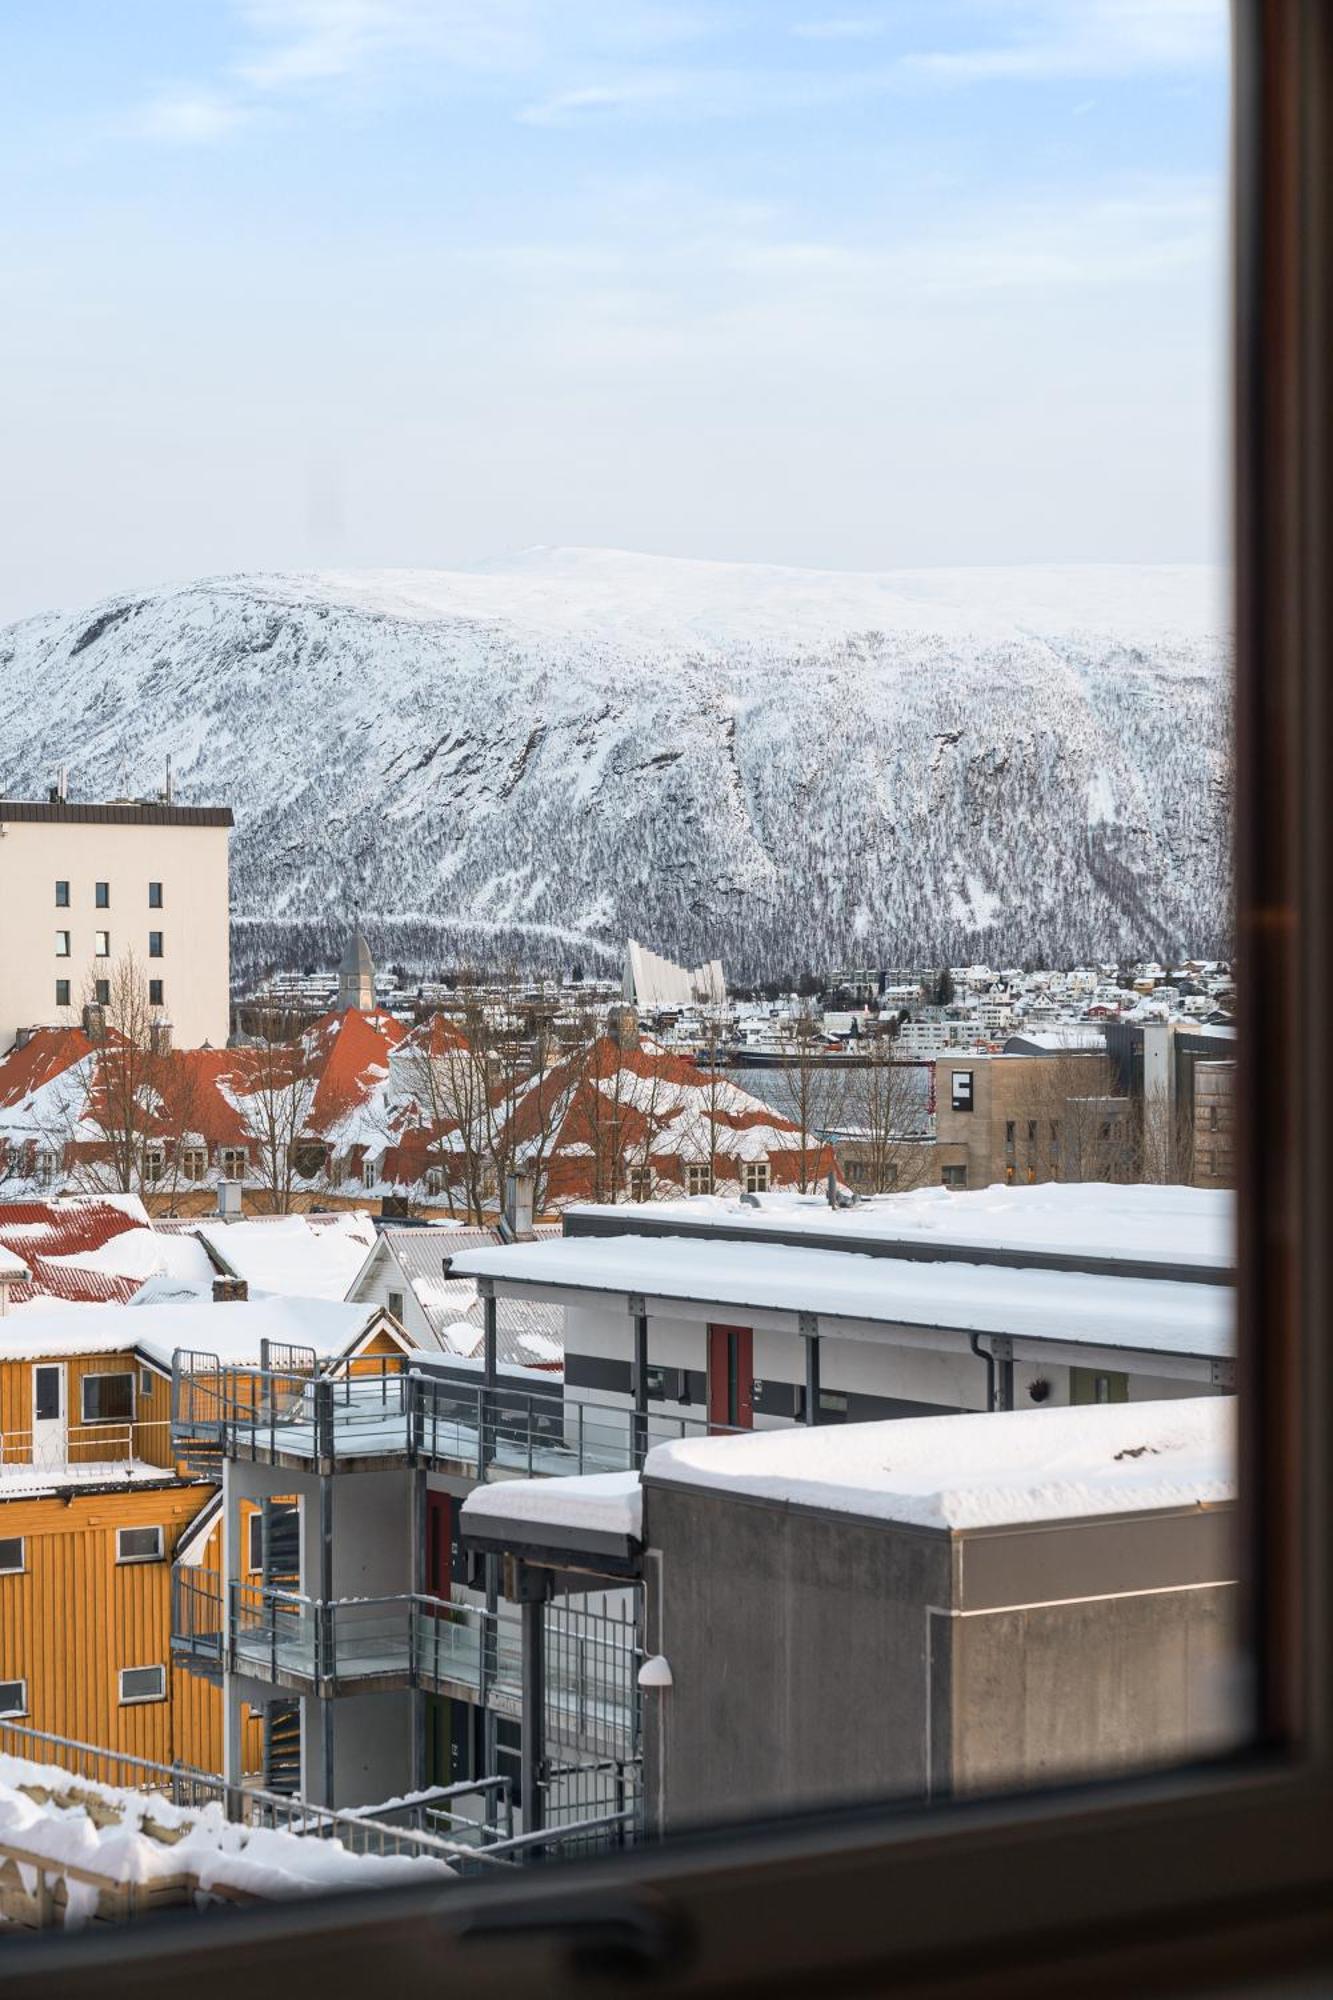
left=216, top=1179, right=243, bottom=1218
left=501, top=1171, right=536, bottom=1242
left=212, top=1277, right=248, bottom=1303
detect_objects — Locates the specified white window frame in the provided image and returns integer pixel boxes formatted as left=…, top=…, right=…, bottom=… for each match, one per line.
left=94, top=929, right=110, bottom=957
left=118, top=1664, right=166, bottom=1706
left=180, top=1145, right=207, bottom=1182
left=115, top=1525, right=164, bottom=1565
left=55, top=929, right=70, bottom=957
left=0, top=1679, right=27, bottom=1718
left=80, top=1371, right=136, bottom=1425
left=0, top=1536, right=25, bottom=1575
left=743, top=1160, right=770, bottom=1195
left=387, top=1289, right=406, bottom=1322
left=685, top=1163, right=713, bottom=1197
left=220, top=1147, right=248, bottom=1177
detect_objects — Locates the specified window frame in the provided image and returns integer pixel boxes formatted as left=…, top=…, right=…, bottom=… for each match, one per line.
left=117, top=1663, right=167, bottom=1706
left=0, top=1535, right=25, bottom=1575
left=148, top=880, right=163, bottom=909
left=115, top=1525, right=164, bottom=1565
left=0, top=1679, right=27, bottom=1718
left=9, top=4, right=1333, bottom=1993
left=94, top=881, right=109, bottom=908
left=80, top=1371, right=135, bottom=1425
left=54, top=879, right=69, bottom=908
left=55, top=978, right=70, bottom=1009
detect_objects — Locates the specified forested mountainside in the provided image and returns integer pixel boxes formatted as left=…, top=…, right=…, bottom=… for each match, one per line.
left=0, top=549, right=1232, bottom=982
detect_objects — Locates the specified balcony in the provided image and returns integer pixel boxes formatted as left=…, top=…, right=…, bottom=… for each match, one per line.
left=172, top=1572, right=641, bottom=1750
left=171, top=1358, right=733, bottom=1481
left=0, top=1419, right=176, bottom=1495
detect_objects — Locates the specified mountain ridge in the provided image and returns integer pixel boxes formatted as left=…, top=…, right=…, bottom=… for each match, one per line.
left=0, top=550, right=1232, bottom=983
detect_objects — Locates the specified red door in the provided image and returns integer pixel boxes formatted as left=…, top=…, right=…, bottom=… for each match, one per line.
left=426, top=1489, right=453, bottom=1600
left=707, top=1325, right=754, bottom=1431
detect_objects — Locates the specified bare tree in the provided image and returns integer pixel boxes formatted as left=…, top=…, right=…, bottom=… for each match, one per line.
left=838, top=1041, right=936, bottom=1194
left=55, top=956, right=168, bottom=1195
left=766, top=1005, right=849, bottom=1194
left=237, top=1005, right=326, bottom=1215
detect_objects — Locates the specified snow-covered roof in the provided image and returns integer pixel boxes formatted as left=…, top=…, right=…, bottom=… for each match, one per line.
left=0, top=1244, right=29, bottom=1281
left=449, top=1232, right=1231, bottom=1363
left=462, top=1469, right=643, bottom=1541
left=196, top=1209, right=378, bottom=1302
left=355, top=1225, right=565, bottom=1373
left=643, top=1396, right=1235, bottom=1531
left=562, top=1183, right=1234, bottom=1273
left=0, top=1294, right=392, bottom=1369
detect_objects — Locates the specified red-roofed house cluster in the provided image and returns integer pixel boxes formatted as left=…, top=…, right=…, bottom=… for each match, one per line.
left=0, top=1003, right=835, bottom=1217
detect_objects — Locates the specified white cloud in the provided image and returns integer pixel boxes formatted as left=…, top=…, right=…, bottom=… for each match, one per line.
left=129, top=90, right=251, bottom=143
left=897, top=0, right=1227, bottom=87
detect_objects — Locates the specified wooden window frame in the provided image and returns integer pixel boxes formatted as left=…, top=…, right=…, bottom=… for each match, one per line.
left=80, top=1371, right=135, bottom=1425
left=117, top=1664, right=166, bottom=1706
left=12, top=3, right=1333, bottom=1992
left=115, top=1526, right=165, bottom=1566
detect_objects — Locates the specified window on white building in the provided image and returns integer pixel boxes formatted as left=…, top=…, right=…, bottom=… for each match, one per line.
left=55, top=929, right=70, bottom=956
left=686, top=1163, right=713, bottom=1196
left=743, top=1161, right=770, bottom=1195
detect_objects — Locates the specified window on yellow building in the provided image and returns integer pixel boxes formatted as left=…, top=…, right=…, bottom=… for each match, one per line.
left=118, top=1665, right=166, bottom=1705
left=0, top=1537, right=24, bottom=1574
left=0, top=1680, right=27, bottom=1717
left=82, top=1372, right=134, bottom=1423
left=116, top=1526, right=164, bottom=1564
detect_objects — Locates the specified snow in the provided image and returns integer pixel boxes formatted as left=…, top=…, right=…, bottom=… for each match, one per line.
left=0, top=1245, right=29, bottom=1280
left=644, top=1395, right=1235, bottom=1531
left=195, top=1210, right=377, bottom=1303
left=0, top=1294, right=390, bottom=1369
left=564, top=1182, right=1234, bottom=1273
left=0, top=552, right=1232, bottom=984
left=450, top=1232, right=1232, bottom=1361
left=463, top=1468, right=644, bottom=1541
left=0, top=1753, right=451, bottom=1914
left=0, top=1457, right=173, bottom=1498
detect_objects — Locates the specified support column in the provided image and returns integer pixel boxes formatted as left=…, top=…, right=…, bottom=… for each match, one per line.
left=518, top=1566, right=548, bottom=1841
left=800, top=1312, right=820, bottom=1425
left=994, top=1337, right=1014, bottom=1412
left=480, top=1282, right=497, bottom=1478
left=222, top=1677, right=245, bottom=1820
left=631, top=1293, right=649, bottom=1466
left=411, top=1468, right=427, bottom=1791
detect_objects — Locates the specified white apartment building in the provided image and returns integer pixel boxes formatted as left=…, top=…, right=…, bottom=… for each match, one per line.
left=0, top=796, right=232, bottom=1051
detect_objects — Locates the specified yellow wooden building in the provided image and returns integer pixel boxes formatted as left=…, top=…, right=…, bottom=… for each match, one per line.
left=0, top=1296, right=414, bottom=1778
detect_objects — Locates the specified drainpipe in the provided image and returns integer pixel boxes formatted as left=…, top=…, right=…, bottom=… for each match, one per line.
left=969, top=1331, right=996, bottom=1413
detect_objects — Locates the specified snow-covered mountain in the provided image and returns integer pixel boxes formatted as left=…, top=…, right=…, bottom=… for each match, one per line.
left=0, top=549, right=1232, bottom=982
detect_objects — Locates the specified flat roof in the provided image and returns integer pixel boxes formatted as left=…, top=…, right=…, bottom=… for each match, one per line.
left=0, top=799, right=233, bottom=828
left=449, top=1233, right=1233, bottom=1365
left=1, top=1294, right=387, bottom=1369
left=644, top=1395, right=1235, bottom=1531
left=562, top=1184, right=1233, bottom=1279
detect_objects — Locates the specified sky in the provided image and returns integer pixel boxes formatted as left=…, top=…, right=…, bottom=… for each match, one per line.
left=0, top=0, right=1230, bottom=623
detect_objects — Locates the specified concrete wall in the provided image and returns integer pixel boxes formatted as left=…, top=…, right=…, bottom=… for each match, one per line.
left=331, top=1470, right=413, bottom=1599
left=943, top=1584, right=1239, bottom=1796
left=328, top=1688, right=415, bottom=1808
left=642, top=1481, right=951, bottom=1831
left=642, top=1479, right=1239, bottom=1834
left=0, top=811, right=230, bottom=1050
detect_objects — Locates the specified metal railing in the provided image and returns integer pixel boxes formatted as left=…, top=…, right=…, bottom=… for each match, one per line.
left=0, top=1419, right=175, bottom=1482
left=172, top=1355, right=738, bottom=1479
left=174, top=1572, right=640, bottom=1745
left=0, top=1718, right=510, bottom=1872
